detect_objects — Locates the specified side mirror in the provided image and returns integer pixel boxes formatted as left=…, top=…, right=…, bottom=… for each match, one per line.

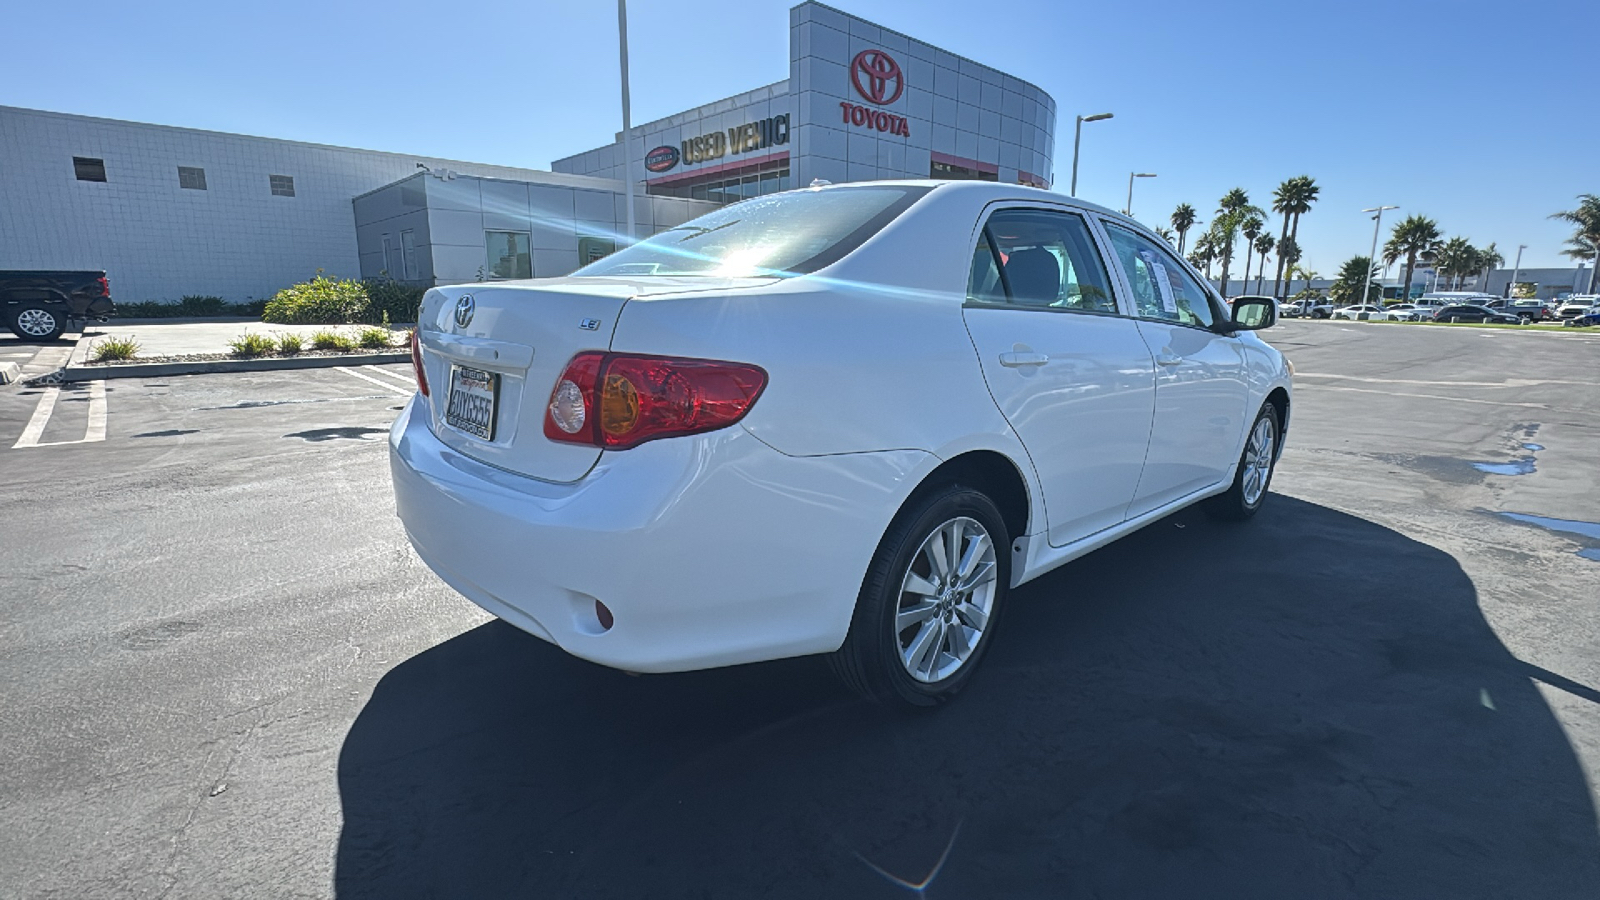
left=1229, top=296, right=1276, bottom=330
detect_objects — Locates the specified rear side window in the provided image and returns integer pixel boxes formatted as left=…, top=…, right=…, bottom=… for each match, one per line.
left=576, top=185, right=931, bottom=278
left=967, top=208, right=1117, bottom=313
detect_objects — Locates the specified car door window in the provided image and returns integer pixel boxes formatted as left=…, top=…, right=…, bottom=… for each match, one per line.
left=1101, top=222, right=1220, bottom=329
left=966, top=209, right=1117, bottom=314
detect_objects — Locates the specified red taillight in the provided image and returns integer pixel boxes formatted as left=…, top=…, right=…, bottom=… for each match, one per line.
left=543, top=353, right=767, bottom=450
left=410, top=329, right=429, bottom=397
left=97, top=276, right=109, bottom=297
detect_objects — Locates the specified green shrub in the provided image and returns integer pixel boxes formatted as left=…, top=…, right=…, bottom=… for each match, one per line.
left=90, top=336, right=141, bottom=362
left=276, top=332, right=304, bottom=355
left=116, top=299, right=259, bottom=318
left=310, top=329, right=357, bottom=352
left=263, top=276, right=371, bottom=324
left=355, top=325, right=395, bottom=349
left=362, top=278, right=427, bottom=324
left=177, top=295, right=227, bottom=316
left=227, top=332, right=276, bottom=357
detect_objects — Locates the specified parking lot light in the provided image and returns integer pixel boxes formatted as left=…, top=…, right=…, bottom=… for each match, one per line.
left=1362, top=205, right=1399, bottom=302
left=1126, top=172, right=1156, bottom=217
left=1069, top=113, right=1113, bottom=197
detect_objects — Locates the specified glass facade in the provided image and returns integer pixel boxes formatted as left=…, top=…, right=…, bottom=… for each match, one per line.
left=485, top=231, right=532, bottom=279
left=931, top=160, right=998, bottom=182
left=648, top=158, right=790, bottom=202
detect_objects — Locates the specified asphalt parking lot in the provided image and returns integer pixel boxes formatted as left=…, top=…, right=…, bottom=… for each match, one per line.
left=2, top=320, right=1599, bottom=898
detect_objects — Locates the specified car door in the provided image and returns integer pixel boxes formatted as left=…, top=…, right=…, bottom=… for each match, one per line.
left=1098, top=219, right=1250, bottom=517
left=961, top=206, right=1156, bottom=546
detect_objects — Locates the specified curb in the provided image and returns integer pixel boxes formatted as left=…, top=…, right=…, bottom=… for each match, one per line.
left=60, top=352, right=411, bottom=382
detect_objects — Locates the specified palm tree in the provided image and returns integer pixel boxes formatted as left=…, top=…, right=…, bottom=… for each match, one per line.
left=1213, top=189, right=1265, bottom=298
left=1476, top=243, right=1505, bottom=291
left=1550, top=195, right=1600, bottom=293
left=1239, top=214, right=1265, bottom=297
left=1332, top=255, right=1378, bottom=305
left=1170, top=203, right=1198, bottom=255
left=1153, top=226, right=1177, bottom=246
left=1381, top=215, right=1442, bottom=303
left=1433, top=237, right=1477, bottom=289
left=1253, top=234, right=1275, bottom=294
left=1288, top=264, right=1319, bottom=298
left=1191, top=230, right=1219, bottom=281
left=1270, top=176, right=1319, bottom=298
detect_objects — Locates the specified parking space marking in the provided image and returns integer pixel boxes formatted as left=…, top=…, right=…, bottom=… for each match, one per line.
left=13, top=385, right=61, bottom=449
left=333, top=366, right=413, bottom=397
left=1298, top=373, right=1600, bottom=388
left=364, top=366, right=417, bottom=385
left=1307, top=384, right=1549, bottom=409
left=12, top=380, right=108, bottom=448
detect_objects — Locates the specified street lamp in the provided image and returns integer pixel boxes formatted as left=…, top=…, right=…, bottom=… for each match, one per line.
left=1069, top=112, right=1113, bottom=197
left=617, top=0, right=636, bottom=245
left=1362, top=205, right=1398, bottom=302
left=1125, top=172, right=1156, bottom=217
left=1507, top=244, right=1527, bottom=298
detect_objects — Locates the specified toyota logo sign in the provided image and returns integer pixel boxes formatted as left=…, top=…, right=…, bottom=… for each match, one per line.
left=850, top=49, right=904, bottom=106
left=454, top=294, right=475, bottom=328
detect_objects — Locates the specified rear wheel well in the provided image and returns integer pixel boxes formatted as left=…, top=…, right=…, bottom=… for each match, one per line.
left=903, top=451, right=1030, bottom=545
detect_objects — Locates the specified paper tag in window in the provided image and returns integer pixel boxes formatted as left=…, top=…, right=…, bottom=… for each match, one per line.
left=1151, top=261, right=1177, bottom=313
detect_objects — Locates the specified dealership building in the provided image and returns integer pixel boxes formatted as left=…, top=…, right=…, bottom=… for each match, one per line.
left=0, top=2, right=1056, bottom=305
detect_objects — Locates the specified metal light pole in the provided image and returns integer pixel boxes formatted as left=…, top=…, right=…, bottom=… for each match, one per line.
left=1507, top=244, right=1527, bottom=297
left=1362, top=205, right=1398, bottom=302
left=1069, top=112, right=1113, bottom=197
left=1125, top=172, right=1155, bottom=217
left=617, top=0, right=636, bottom=246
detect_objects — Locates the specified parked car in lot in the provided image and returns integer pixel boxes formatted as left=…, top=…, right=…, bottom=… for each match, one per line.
left=1433, top=304, right=1522, bottom=324
left=390, top=182, right=1292, bottom=706
left=1558, top=296, right=1600, bottom=321
left=1506, top=299, right=1556, bottom=322
left=1382, top=303, right=1430, bottom=322
left=1, top=270, right=115, bottom=341
left=1332, top=304, right=1392, bottom=321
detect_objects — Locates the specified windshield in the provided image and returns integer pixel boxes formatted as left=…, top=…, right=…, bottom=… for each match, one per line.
left=576, top=185, right=931, bottom=278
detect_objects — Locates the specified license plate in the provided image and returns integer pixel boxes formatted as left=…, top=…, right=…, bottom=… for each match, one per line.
left=444, top=365, right=498, bottom=440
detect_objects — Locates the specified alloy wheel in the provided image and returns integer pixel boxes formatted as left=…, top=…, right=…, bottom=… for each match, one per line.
left=1242, top=416, right=1277, bottom=506
left=895, top=517, right=998, bottom=683
left=16, top=308, right=57, bottom=337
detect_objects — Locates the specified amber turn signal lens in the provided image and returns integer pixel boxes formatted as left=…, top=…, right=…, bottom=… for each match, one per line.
left=600, top=373, right=640, bottom=436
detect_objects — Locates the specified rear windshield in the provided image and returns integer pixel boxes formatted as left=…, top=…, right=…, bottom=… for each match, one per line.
left=577, top=185, right=932, bottom=278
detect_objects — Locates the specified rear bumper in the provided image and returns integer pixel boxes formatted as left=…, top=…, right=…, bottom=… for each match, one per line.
left=389, top=397, right=928, bottom=673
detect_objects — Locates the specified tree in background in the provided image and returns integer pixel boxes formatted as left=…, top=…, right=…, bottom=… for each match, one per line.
left=1330, top=256, right=1379, bottom=304
left=1271, top=176, right=1320, bottom=298
left=1432, top=237, right=1478, bottom=290
left=1190, top=230, right=1219, bottom=280
left=1381, top=215, right=1442, bottom=303
left=1475, top=243, right=1505, bottom=290
left=1239, top=214, right=1266, bottom=298
left=1277, top=237, right=1302, bottom=294
left=1213, top=189, right=1265, bottom=298
left=1170, top=203, right=1199, bottom=255
left=1153, top=226, right=1177, bottom=245
left=1550, top=194, right=1600, bottom=293
left=1253, top=234, right=1276, bottom=294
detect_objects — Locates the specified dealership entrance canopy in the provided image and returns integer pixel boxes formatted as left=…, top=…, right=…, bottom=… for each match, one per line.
left=554, top=1, right=1058, bottom=200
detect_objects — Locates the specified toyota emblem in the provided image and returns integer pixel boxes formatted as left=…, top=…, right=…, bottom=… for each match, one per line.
left=454, top=294, right=475, bottom=328
left=850, top=49, right=904, bottom=106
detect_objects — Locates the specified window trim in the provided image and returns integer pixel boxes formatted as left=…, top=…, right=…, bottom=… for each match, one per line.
left=962, top=203, right=1130, bottom=319
left=1097, top=217, right=1233, bottom=334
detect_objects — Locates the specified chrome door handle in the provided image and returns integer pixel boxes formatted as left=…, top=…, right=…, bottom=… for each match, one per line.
left=998, top=352, right=1049, bottom=367
left=1155, top=352, right=1183, bottom=366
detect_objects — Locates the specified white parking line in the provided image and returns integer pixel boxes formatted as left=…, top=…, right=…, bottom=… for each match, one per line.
left=12, top=380, right=108, bottom=448
left=13, top=385, right=61, bottom=448
left=334, top=366, right=413, bottom=397
left=364, top=366, right=417, bottom=385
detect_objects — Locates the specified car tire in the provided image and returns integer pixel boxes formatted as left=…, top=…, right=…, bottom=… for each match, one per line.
left=7, top=304, right=66, bottom=342
left=830, top=485, right=1010, bottom=707
left=1203, top=403, right=1281, bottom=522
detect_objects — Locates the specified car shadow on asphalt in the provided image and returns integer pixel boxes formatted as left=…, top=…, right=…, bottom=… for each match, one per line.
left=333, top=496, right=1600, bottom=899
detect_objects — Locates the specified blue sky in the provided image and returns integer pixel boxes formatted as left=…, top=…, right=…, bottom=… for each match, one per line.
left=5, top=0, right=1596, bottom=274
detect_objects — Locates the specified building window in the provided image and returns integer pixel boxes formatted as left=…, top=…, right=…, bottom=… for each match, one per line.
left=178, top=166, right=207, bottom=190
left=73, top=157, right=107, bottom=182
left=645, top=157, right=790, bottom=202
left=579, top=237, right=616, bottom=264
left=400, top=229, right=418, bottom=281
left=931, top=160, right=997, bottom=182
left=486, top=231, right=532, bottom=279
left=269, top=174, right=295, bottom=197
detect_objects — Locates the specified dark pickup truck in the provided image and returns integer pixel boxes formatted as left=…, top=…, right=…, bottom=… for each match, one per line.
left=2, top=270, right=116, bottom=342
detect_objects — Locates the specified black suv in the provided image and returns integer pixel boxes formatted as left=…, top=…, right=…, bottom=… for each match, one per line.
left=1, top=271, right=116, bottom=341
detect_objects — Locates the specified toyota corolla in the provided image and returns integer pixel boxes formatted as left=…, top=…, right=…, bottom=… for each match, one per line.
left=391, top=181, right=1291, bottom=706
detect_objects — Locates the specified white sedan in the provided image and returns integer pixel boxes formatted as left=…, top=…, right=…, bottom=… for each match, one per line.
left=391, top=181, right=1293, bottom=706
left=1331, top=304, right=1393, bottom=321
